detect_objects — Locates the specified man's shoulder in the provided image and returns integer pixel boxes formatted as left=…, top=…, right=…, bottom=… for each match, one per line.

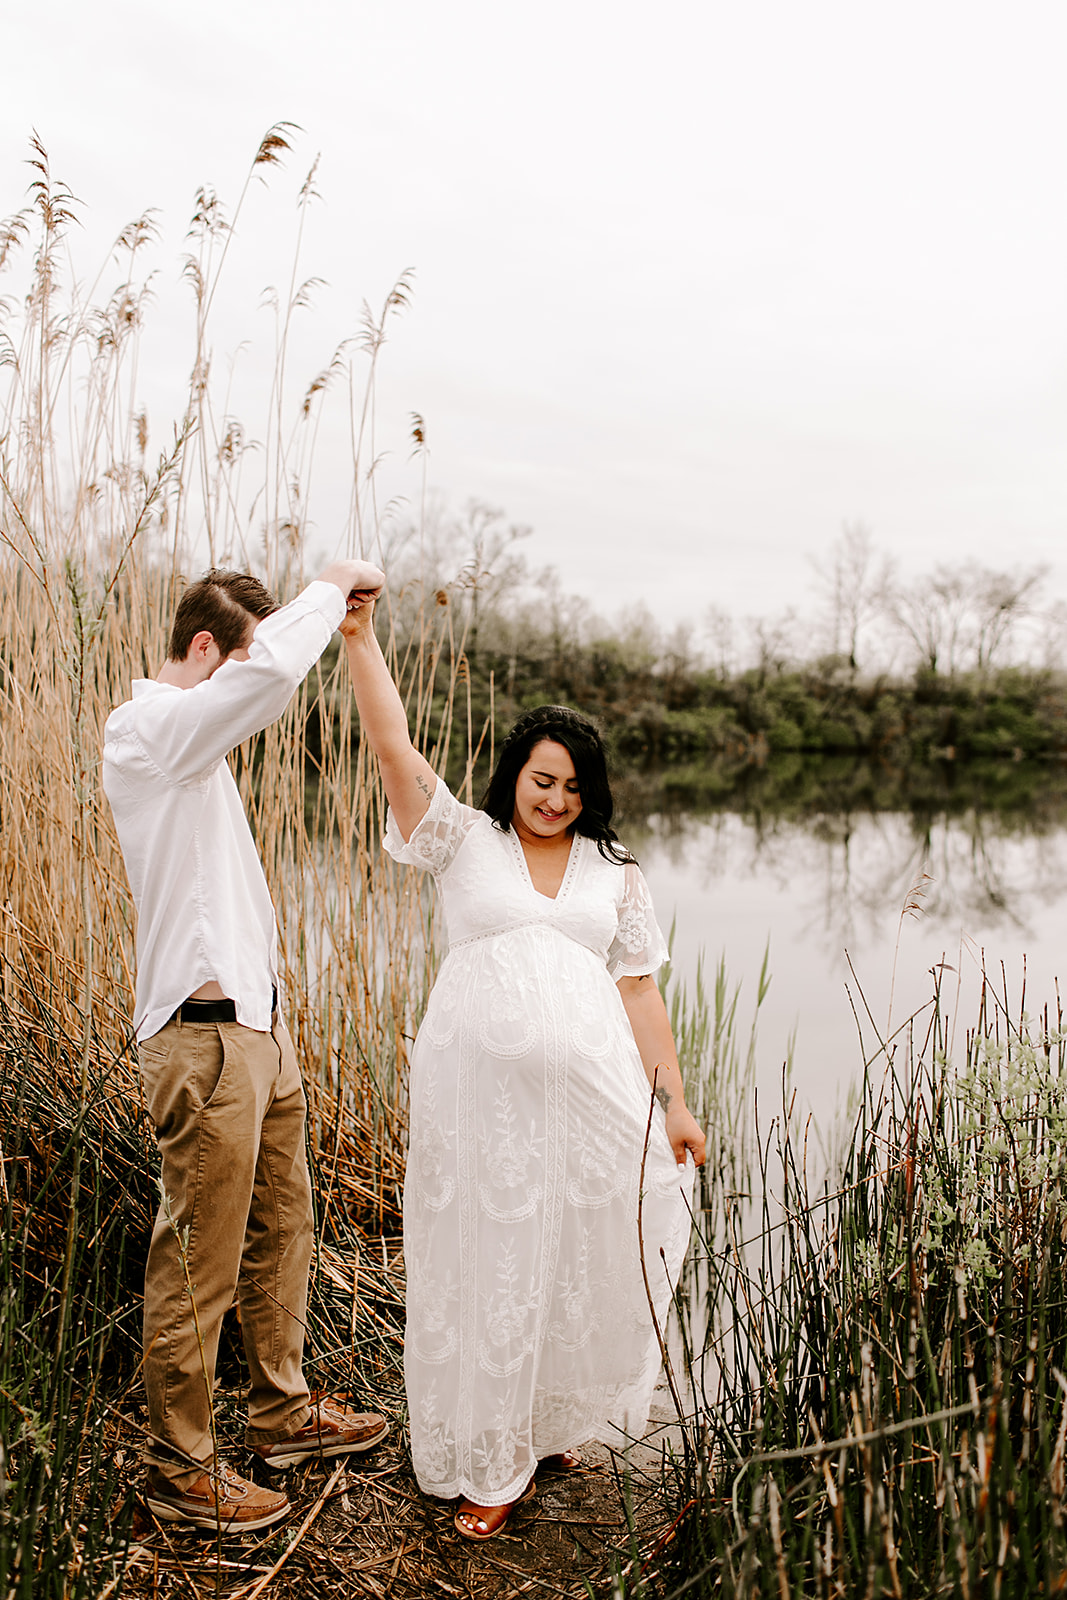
left=104, top=680, right=166, bottom=738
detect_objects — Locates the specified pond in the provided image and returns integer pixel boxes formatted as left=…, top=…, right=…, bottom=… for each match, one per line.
left=627, top=789, right=1067, bottom=1409
left=631, top=801, right=1067, bottom=1130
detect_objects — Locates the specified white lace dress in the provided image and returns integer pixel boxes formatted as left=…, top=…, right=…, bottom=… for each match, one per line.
left=384, top=780, right=693, bottom=1506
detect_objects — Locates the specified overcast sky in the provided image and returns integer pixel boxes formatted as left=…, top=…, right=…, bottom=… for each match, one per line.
left=4, top=0, right=1065, bottom=632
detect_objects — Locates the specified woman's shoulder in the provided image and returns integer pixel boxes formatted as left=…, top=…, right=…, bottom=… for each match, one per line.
left=580, top=835, right=643, bottom=881
left=384, top=777, right=488, bottom=872
left=430, top=777, right=484, bottom=822
left=580, top=830, right=638, bottom=863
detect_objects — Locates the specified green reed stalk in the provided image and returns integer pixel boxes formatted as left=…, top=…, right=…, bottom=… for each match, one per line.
left=627, top=958, right=1067, bottom=1598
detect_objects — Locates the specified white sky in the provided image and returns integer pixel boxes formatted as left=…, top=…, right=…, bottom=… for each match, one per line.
left=4, top=0, right=1066, bottom=632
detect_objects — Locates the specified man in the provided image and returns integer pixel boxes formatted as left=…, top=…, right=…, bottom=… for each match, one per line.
left=103, top=559, right=387, bottom=1532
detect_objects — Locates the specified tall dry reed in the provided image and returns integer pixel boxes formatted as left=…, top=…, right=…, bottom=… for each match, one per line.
left=0, top=131, right=485, bottom=1590
left=0, top=129, right=479, bottom=1232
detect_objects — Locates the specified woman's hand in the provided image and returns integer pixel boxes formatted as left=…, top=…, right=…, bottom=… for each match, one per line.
left=319, top=559, right=385, bottom=616
left=664, top=1103, right=706, bottom=1169
left=338, top=593, right=376, bottom=638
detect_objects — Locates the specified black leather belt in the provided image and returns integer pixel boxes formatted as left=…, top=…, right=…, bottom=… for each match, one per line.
left=170, top=988, right=277, bottom=1025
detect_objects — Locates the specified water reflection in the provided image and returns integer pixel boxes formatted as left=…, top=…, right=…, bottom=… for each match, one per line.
left=631, top=797, right=1067, bottom=1126
left=629, top=770, right=1067, bottom=1409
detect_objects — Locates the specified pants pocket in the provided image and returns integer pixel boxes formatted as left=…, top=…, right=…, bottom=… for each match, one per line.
left=196, top=1025, right=229, bottom=1108
left=139, top=1021, right=227, bottom=1133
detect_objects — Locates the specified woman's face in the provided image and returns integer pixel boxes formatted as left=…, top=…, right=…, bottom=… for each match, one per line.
left=512, top=739, right=583, bottom=840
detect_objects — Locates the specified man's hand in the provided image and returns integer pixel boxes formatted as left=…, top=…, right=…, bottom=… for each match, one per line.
left=318, top=559, right=385, bottom=616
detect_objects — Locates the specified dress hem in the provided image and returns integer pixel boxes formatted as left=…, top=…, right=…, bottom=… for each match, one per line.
left=417, top=1468, right=537, bottom=1507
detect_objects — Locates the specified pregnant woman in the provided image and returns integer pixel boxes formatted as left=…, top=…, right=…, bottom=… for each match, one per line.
left=340, top=591, right=705, bottom=1539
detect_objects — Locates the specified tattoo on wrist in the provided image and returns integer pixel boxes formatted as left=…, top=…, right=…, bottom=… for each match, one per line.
left=655, top=1085, right=673, bottom=1113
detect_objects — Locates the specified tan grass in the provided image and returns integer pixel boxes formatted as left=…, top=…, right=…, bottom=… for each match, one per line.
left=0, top=132, right=466, bottom=1234
left=0, top=134, right=683, bottom=1600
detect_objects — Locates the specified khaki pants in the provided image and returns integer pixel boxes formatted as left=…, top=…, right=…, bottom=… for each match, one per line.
left=138, top=1012, right=313, bottom=1483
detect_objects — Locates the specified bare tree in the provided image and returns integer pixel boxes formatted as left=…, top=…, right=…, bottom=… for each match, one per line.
left=536, top=566, right=590, bottom=681
left=885, top=565, right=971, bottom=675
left=809, top=522, right=892, bottom=673
left=1037, top=598, right=1067, bottom=671
left=746, top=609, right=799, bottom=683
left=971, top=563, right=1047, bottom=672
left=886, top=560, right=1048, bottom=676
left=703, top=603, right=736, bottom=681
left=610, top=602, right=662, bottom=673
left=446, top=500, right=532, bottom=666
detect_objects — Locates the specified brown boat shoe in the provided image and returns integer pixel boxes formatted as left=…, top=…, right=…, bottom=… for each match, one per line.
left=250, top=1393, right=389, bottom=1471
left=144, top=1463, right=290, bottom=1532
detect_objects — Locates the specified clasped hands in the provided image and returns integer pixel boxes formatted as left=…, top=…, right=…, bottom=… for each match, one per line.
left=319, top=559, right=386, bottom=628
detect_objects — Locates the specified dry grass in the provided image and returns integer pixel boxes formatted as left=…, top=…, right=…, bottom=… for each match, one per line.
left=0, top=134, right=679, bottom=1599
left=0, top=130, right=458, bottom=1232
left=109, top=1420, right=682, bottom=1600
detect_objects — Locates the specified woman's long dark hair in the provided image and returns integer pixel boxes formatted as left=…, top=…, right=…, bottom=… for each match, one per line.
left=481, top=705, right=633, bottom=864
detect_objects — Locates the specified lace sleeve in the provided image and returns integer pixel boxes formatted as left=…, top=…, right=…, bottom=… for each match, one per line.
left=381, top=778, right=479, bottom=877
left=606, top=861, right=670, bottom=980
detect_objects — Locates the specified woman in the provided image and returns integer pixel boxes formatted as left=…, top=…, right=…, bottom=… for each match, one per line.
left=340, top=594, right=706, bottom=1540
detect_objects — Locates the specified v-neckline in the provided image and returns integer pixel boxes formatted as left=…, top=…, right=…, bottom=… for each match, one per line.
left=509, top=827, right=580, bottom=902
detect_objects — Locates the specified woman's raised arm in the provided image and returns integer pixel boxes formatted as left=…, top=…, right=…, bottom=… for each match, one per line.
left=340, top=600, right=437, bottom=841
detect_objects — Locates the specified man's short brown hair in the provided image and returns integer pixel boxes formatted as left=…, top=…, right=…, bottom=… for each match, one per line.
left=168, top=570, right=281, bottom=662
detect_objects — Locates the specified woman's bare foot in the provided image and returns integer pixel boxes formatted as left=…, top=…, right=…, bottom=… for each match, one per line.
left=455, top=1500, right=510, bottom=1539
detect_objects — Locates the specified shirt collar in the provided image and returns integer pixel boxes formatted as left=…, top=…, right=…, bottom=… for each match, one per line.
left=131, top=678, right=180, bottom=697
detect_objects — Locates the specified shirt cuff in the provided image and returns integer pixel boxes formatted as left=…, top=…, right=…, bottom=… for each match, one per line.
left=298, top=579, right=348, bottom=632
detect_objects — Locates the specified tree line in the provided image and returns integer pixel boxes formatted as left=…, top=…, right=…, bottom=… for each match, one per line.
left=343, top=506, right=1067, bottom=769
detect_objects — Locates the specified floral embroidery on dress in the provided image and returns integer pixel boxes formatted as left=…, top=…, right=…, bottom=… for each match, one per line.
left=410, top=1064, right=455, bottom=1211
left=566, top=1112, right=626, bottom=1208
left=472, top=1399, right=526, bottom=1494
left=556, top=959, right=604, bottom=1025
left=382, top=780, right=475, bottom=879
left=482, top=1241, right=535, bottom=1348
left=477, top=1082, right=544, bottom=1221
left=556, top=1226, right=595, bottom=1324
left=382, top=781, right=692, bottom=1505
left=606, top=861, right=670, bottom=979
left=406, top=1229, right=461, bottom=1362
left=479, top=1241, right=537, bottom=1377
left=483, top=948, right=539, bottom=1024
left=413, top=1384, right=456, bottom=1483
left=615, top=873, right=658, bottom=953
left=481, top=1084, right=541, bottom=1190
left=421, top=956, right=462, bottom=1048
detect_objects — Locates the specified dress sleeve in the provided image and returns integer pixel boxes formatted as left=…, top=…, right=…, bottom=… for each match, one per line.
left=381, top=777, right=480, bottom=878
left=606, top=860, right=670, bottom=980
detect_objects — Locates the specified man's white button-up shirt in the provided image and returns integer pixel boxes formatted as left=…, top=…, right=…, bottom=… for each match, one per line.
left=103, top=579, right=346, bottom=1042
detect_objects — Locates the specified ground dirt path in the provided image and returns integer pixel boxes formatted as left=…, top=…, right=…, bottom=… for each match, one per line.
left=118, top=1396, right=687, bottom=1598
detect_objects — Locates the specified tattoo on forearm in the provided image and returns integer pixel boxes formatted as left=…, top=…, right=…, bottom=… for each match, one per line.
left=655, top=1085, right=673, bottom=1113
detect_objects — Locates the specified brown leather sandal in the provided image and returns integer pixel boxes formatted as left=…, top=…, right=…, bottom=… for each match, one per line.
left=539, top=1448, right=583, bottom=1472
left=454, top=1479, right=536, bottom=1541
